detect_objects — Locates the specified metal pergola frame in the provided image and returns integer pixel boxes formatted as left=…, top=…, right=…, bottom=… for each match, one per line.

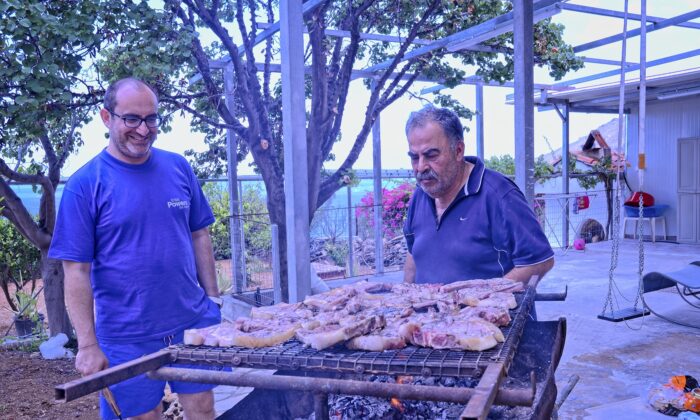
left=190, top=0, right=700, bottom=302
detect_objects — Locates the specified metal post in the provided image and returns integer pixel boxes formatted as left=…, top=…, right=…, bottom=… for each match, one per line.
left=223, top=64, right=246, bottom=292
left=371, top=81, right=384, bottom=275
left=561, top=102, right=570, bottom=249
left=513, top=0, right=535, bottom=204
left=271, top=224, right=282, bottom=304
left=314, top=392, right=330, bottom=420
left=346, top=185, right=355, bottom=277
left=280, top=0, right=311, bottom=302
left=476, top=82, right=484, bottom=160
left=237, top=180, right=247, bottom=280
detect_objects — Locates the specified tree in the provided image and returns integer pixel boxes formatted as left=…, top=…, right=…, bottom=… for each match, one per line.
left=106, top=0, right=582, bottom=300
left=0, top=0, right=131, bottom=336
left=485, top=154, right=554, bottom=183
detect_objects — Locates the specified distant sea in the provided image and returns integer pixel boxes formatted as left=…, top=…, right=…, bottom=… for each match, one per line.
left=8, top=184, right=65, bottom=216
left=8, top=178, right=409, bottom=217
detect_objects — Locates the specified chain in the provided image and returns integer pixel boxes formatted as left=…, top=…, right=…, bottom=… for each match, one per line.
left=633, top=193, right=645, bottom=309
left=601, top=178, right=622, bottom=316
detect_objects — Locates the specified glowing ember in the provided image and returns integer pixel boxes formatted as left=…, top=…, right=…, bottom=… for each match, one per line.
left=390, top=397, right=404, bottom=412
left=390, top=375, right=415, bottom=412
left=396, top=375, right=414, bottom=384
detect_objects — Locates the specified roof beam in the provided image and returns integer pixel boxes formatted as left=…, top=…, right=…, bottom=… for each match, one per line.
left=208, top=61, right=497, bottom=85
left=358, top=0, right=564, bottom=76
left=581, top=57, right=637, bottom=67
left=561, top=4, right=700, bottom=30
left=552, top=48, right=700, bottom=88
left=446, top=2, right=562, bottom=52
left=256, top=22, right=433, bottom=45
left=573, top=8, right=700, bottom=53
left=420, top=79, right=560, bottom=94
left=189, top=0, right=326, bottom=84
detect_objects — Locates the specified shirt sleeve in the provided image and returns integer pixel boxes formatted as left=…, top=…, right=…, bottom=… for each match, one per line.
left=493, top=188, right=554, bottom=267
left=186, top=164, right=215, bottom=232
left=48, top=188, right=96, bottom=263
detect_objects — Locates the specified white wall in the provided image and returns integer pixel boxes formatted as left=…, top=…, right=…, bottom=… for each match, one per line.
left=626, top=95, right=700, bottom=239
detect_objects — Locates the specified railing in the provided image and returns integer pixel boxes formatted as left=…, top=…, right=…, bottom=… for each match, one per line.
left=203, top=173, right=415, bottom=292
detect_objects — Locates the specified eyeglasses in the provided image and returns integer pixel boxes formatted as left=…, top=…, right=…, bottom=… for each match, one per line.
left=106, top=109, right=162, bottom=128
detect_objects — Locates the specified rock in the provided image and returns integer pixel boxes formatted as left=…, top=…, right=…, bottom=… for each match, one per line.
left=39, top=333, right=75, bottom=360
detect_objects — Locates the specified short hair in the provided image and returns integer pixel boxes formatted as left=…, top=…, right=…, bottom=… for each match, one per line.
left=405, top=105, right=464, bottom=151
left=103, top=77, right=158, bottom=111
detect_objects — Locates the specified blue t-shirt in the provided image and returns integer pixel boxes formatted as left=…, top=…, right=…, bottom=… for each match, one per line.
left=49, top=148, right=215, bottom=343
left=403, top=156, right=554, bottom=284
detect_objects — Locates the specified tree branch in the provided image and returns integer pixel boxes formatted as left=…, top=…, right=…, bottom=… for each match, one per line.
left=0, top=173, right=51, bottom=249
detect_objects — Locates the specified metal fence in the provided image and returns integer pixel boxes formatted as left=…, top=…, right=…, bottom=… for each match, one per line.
left=203, top=173, right=415, bottom=293
left=205, top=174, right=631, bottom=292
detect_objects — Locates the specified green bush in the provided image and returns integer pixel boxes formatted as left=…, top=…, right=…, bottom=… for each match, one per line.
left=0, top=217, right=41, bottom=314
left=202, top=182, right=272, bottom=261
left=325, top=242, right=348, bottom=267
left=202, top=182, right=232, bottom=260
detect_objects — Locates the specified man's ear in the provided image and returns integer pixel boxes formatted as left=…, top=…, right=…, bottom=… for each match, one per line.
left=99, top=108, right=111, bottom=127
left=455, top=140, right=465, bottom=158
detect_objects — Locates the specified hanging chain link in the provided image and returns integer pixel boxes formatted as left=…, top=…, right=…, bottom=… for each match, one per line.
left=601, top=177, right=622, bottom=316
left=633, top=193, right=645, bottom=309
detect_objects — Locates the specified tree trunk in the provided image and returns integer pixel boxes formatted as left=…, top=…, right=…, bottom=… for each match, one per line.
left=40, top=250, right=72, bottom=337
left=265, top=177, right=289, bottom=302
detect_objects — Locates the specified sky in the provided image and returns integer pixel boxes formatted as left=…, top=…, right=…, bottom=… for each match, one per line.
left=61, top=0, right=700, bottom=177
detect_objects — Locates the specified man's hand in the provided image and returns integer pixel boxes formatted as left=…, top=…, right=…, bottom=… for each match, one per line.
left=75, top=345, right=109, bottom=376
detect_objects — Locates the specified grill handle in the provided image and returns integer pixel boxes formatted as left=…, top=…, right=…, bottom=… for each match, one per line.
left=535, top=285, right=568, bottom=302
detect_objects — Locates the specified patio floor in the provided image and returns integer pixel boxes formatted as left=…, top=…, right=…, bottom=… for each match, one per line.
left=537, top=239, right=700, bottom=419
left=217, top=239, right=700, bottom=419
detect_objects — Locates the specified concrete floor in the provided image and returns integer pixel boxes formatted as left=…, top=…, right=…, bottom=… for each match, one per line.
left=217, top=239, right=700, bottom=419
left=536, top=239, right=700, bottom=419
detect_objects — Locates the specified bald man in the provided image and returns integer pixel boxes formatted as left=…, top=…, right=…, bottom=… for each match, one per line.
left=50, top=77, right=221, bottom=419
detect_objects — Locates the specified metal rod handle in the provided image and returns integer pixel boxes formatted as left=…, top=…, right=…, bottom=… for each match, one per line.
left=148, top=367, right=534, bottom=407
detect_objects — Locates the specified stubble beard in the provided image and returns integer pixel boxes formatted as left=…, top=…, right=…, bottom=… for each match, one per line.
left=416, top=160, right=462, bottom=199
left=114, top=131, right=156, bottom=161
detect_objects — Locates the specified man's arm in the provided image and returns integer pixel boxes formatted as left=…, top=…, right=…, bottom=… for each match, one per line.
left=63, top=260, right=109, bottom=376
left=504, top=258, right=554, bottom=285
left=404, top=253, right=416, bottom=284
left=192, top=227, right=219, bottom=297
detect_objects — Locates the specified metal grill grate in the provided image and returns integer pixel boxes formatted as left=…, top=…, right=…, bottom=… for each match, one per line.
left=170, top=287, right=535, bottom=377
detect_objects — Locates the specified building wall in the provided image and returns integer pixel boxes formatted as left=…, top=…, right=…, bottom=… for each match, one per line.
left=626, top=95, right=700, bottom=239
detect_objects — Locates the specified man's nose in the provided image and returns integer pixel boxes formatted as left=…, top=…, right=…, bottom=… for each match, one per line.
left=415, top=156, right=429, bottom=173
left=134, top=121, right=151, bottom=135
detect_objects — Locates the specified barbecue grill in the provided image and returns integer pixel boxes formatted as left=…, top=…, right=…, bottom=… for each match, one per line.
left=55, top=279, right=566, bottom=420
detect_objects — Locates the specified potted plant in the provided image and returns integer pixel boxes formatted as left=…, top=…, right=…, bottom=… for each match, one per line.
left=0, top=214, right=43, bottom=337
left=11, top=289, right=44, bottom=337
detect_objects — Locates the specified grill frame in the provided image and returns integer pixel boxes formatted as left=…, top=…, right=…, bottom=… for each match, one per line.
left=169, top=285, right=535, bottom=378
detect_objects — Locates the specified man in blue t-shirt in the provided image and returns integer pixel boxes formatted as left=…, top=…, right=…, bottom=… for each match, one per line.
left=402, top=105, right=554, bottom=285
left=49, top=78, right=220, bottom=419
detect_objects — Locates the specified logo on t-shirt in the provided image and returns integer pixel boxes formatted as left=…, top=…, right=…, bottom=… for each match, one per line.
left=167, top=198, right=190, bottom=210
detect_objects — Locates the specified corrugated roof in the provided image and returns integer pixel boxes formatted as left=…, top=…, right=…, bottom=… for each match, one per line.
left=540, top=67, right=700, bottom=111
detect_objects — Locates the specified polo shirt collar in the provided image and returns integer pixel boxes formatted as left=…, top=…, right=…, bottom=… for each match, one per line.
left=463, top=156, right=485, bottom=196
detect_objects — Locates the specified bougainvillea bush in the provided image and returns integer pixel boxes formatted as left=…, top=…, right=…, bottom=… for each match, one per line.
left=356, top=182, right=415, bottom=239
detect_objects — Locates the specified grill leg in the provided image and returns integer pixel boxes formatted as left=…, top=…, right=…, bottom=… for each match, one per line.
left=314, top=392, right=329, bottom=420
left=460, top=362, right=505, bottom=420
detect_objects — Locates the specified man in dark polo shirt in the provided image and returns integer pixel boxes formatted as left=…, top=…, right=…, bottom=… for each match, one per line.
left=402, top=105, right=554, bottom=285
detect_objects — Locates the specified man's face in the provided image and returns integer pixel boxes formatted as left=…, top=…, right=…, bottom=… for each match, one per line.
left=100, top=84, right=158, bottom=164
left=407, top=121, right=464, bottom=200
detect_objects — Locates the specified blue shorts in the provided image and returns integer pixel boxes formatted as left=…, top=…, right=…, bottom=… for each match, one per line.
left=100, top=300, right=226, bottom=419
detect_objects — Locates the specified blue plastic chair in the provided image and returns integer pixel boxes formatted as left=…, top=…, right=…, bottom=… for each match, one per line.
left=622, top=204, right=669, bottom=242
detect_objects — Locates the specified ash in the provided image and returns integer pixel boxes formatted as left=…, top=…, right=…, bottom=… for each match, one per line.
left=298, top=374, right=532, bottom=420
left=324, top=374, right=472, bottom=419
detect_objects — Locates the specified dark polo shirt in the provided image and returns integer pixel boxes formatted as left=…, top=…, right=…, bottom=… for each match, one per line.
left=403, top=156, right=554, bottom=284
